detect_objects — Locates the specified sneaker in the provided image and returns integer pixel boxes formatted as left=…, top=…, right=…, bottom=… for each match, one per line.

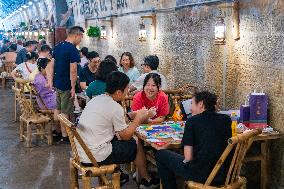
left=119, top=169, right=129, bottom=186
left=139, top=177, right=159, bottom=189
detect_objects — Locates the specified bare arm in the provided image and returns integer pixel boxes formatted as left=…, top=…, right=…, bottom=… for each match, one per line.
left=184, top=145, right=193, bottom=161
left=46, top=59, right=54, bottom=88
left=118, top=108, right=153, bottom=140
left=70, top=63, right=77, bottom=98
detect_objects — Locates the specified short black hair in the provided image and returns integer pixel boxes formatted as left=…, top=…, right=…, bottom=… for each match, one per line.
left=8, top=44, right=17, bottom=52
left=24, top=40, right=34, bottom=47
left=193, top=91, right=217, bottom=112
left=105, top=55, right=117, bottom=65
left=105, top=71, right=130, bottom=95
left=68, top=26, right=85, bottom=35
left=96, top=59, right=118, bottom=82
left=144, top=55, right=159, bottom=70
left=40, top=44, right=52, bottom=53
left=87, top=51, right=99, bottom=60
left=26, top=51, right=39, bottom=60
left=143, top=73, right=162, bottom=91
left=39, top=39, right=47, bottom=45
left=37, top=58, right=51, bottom=72
left=80, top=47, right=88, bottom=57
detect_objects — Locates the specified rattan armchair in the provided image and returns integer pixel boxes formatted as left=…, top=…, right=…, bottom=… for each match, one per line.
left=57, top=114, right=120, bottom=189
left=185, top=129, right=262, bottom=189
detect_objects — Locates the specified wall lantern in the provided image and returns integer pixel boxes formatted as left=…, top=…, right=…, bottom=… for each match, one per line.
left=29, top=31, right=32, bottom=36
left=40, top=31, right=46, bottom=36
left=100, top=26, right=107, bottom=39
left=24, top=31, right=28, bottom=36
left=139, top=14, right=156, bottom=42
left=139, top=19, right=147, bottom=42
left=34, top=31, right=39, bottom=37
left=100, top=18, right=113, bottom=39
left=214, top=17, right=226, bottom=45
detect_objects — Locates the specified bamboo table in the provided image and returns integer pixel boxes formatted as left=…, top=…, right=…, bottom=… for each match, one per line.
left=136, top=127, right=283, bottom=189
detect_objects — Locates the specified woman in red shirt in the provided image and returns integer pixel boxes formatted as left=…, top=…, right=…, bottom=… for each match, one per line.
left=131, top=73, right=169, bottom=123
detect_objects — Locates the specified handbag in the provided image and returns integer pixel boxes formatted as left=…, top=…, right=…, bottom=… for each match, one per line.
left=248, top=89, right=268, bottom=129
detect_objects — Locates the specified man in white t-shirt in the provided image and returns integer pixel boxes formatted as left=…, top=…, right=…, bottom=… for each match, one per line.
left=77, top=71, right=159, bottom=188
left=129, top=55, right=167, bottom=95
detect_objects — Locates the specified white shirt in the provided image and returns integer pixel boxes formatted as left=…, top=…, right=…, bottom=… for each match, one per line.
left=77, top=94, right=128, bottom=163
left=13, top=62, right=37, bottom=80
left=132, top=70, right=168, bottom=91
left=80, top=56, right=88, bottom=67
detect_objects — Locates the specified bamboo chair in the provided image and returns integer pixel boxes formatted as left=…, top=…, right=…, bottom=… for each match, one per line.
left=1, top=61, right=15, bottom=88
left=185, top=129, right=262, bottom=189
left=57, top=114, right=121, bottom=189
left=12, top=86, right=52, bottom=147
left=14, top=78, right=31, bottom=121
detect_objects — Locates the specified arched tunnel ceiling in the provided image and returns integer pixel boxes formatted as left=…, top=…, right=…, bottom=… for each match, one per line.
left=0, top=0, right=25, bottom=19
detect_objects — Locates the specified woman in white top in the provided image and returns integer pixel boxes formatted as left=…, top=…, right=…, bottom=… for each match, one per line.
left=11, top=52, right=38, bottom=80
left=118, top=52, right=140, bottom=84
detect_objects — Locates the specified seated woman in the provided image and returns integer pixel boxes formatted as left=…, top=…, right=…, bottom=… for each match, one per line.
left=118, top=52, right=140, bottom=84
left=131, top=73, right=169, bottom=123
left=79, top=51, right=100, bottom=90
left=11, top=52, right=38, bottom=80
left=33, top=58, right=57, bottom=110
left=85, top=59, right=118, bottom=98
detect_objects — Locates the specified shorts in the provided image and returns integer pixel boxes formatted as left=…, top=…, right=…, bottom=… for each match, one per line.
left=81, top=137, right=137, bottom=166
left=56, top=88, right=74, bottom=114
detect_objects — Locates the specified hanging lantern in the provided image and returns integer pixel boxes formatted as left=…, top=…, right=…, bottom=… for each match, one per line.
left=214, top=17, right=226, bottom=45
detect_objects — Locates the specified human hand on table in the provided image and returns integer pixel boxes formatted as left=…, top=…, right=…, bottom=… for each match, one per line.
left=148, top=107, right=157, bottom=118
left=135, top=107, right=151, bottom=122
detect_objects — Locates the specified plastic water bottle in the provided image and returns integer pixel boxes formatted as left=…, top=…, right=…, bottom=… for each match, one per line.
left=231, top=112, right=238, bottom=137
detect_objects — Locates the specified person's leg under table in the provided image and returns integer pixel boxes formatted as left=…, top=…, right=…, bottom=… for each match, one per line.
left=155, top=149, right=189, bottom=189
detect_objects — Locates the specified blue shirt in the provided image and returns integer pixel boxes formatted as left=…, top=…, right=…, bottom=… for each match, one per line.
left=53, top=41, right=80, bottom=91
left=79, top=65, right=96, bottom=86
left=118, top=66, right=140, bottom=84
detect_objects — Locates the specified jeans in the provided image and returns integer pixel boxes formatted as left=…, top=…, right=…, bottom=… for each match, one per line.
left=155, top=149, right=191, bottom=189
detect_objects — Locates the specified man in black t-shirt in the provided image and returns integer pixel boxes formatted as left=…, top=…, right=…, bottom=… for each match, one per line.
left=155, top=91, right=232, bottom=189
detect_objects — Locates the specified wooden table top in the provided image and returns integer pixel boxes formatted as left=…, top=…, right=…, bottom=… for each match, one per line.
left=135, top=124, right=283, bottom=150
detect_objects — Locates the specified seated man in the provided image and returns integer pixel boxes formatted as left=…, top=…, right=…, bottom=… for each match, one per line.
left=77, top=71, right=159, bottom=188
left=155, top=91, right=232, bottom=189
left=129, top=55, right=167, bottom=95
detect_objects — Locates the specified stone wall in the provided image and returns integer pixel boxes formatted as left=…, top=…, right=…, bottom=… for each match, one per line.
left=76, top=0, right=284, bottom=188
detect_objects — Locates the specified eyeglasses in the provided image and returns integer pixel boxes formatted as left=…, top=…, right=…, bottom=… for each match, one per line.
left=141, top=63, right=146, bottom=66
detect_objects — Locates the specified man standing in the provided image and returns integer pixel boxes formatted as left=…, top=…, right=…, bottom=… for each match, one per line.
left=15, top=40, right=37, bottom=65
left=48, top=26, right=84, bottom=143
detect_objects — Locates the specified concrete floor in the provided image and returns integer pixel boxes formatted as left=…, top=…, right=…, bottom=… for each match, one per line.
left=0, top=88, right=138, bottom=189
